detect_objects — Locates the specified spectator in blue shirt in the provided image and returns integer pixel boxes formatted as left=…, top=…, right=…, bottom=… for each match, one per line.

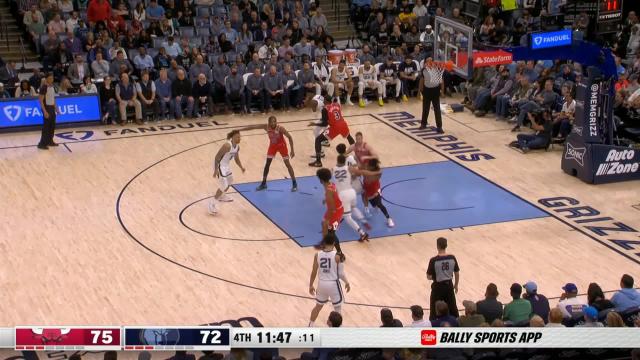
left=222, top=20, right=238, bottom=44
left=146, top=0, right=165, bottom=21
left=611, top=274, right=640, bottom=312
left=133, top=47, right=155, bottom=75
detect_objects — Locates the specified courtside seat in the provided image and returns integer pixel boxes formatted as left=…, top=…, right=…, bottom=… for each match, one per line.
left=621, top=306, right=640, bottom=327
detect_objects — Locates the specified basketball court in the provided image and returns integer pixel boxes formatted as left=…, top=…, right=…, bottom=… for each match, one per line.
left=0, top=98, right=638, bottom=331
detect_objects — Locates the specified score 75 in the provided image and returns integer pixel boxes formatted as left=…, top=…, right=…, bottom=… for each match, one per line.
left=90, top=330, right=114, bottom=344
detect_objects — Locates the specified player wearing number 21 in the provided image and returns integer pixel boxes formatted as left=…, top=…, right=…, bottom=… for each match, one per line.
left=308, top=233, right=350, bottom=327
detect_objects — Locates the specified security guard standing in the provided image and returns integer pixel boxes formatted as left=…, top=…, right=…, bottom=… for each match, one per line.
left=419, top=58, right=445, bottom=133
left=37, top=72, right=59, bottom=150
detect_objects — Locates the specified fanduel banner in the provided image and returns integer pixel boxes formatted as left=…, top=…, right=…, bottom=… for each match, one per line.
left=0, top=94, right=101, bottom=130
left=530, top=29, right=572, bottom=50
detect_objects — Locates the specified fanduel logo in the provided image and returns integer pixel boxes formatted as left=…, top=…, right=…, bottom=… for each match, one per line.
left=564, top=143, right=586, bottom=167
left=596, top=149, right=640, bottom=176
left=2, top=104, right=83, bottom=121
left=534, top=37, right=542, bottom=46
left=3, top=105, right=22, bottom=122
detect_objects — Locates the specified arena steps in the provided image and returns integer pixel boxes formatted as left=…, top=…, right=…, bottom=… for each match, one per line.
left=326, top=0, right=354, bottom=41
left=0, top=0, right=41, bottom=63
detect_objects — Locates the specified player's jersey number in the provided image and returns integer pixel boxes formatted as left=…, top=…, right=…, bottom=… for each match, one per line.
left=320, top=257, right=331, bottom=273
left=334, top=169, right=348, bottom=181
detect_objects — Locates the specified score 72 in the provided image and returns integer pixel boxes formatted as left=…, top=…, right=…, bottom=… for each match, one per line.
left=200, top=330, right=222, bottom=344
left=90, top=330, right=113, bottom=344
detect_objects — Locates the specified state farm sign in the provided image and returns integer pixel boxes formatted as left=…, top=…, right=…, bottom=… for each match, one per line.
left=473, top=50, right=513, bottom=67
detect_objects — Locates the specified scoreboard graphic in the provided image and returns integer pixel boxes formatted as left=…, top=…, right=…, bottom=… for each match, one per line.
left=15, top=327, right=121, bottom=351
left=5, top=327, right=640, bottom=350
left=123, top=327, right=230, bottom=351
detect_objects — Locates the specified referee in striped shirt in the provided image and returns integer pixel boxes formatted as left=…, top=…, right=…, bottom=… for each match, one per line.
left=419, top=58, right=445, bottom=133
left=427, top=237, right=460, bottom=319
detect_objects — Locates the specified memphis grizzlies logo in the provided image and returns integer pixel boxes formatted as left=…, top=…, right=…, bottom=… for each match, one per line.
left=3, top=105, right=22, bottom=122
left=139, top=329, right=181, bottom=345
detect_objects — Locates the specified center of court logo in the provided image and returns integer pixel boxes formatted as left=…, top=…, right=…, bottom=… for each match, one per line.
left=421, top=330, right=437, bottom=346
left=3, top=105, right=22, bottom=122
left=564, top=143, right=585, bottom=167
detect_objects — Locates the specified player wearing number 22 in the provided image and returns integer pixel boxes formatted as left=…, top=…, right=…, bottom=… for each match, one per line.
left=239, top=116, right=298, bottom=192
left=308, top=232, right=350, bottom=327
left=308, top=97, right=356, bottom=168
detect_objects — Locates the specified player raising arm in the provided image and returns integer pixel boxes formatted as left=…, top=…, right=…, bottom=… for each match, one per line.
left=208, top=130, right=246, bottom=215
left=350, top=158, right=395, bottom=227
left=239, top=116, right=298, bottom=192
left=308, top=233, right=350, bottom=327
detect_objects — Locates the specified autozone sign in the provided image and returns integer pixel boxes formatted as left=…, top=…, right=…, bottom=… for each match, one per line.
left=473, top=50, right=513, bottom=67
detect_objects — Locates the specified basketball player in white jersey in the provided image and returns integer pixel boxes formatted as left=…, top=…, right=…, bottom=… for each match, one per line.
left=333, top=153, right=370, bottom=242
left=308, top=94, right=329, bottom=158
left=308, top=233, right=350, bottom=326
left=208, top=130, right=246, bottom=215
left=330, top=60, right=354, bottom=105
left=313, top=55, right=334, bottom=97
left=357, top=60, right=384, bottom=107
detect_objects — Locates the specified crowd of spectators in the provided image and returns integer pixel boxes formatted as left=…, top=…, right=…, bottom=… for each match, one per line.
left=6, top=0, right=344, bottom=123
left=1, top=0, right=639, bottom=144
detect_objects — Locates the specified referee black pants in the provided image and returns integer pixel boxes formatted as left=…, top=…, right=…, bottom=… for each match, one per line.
left=421, top=86, right=442, bottom=130
left=38, top=105, right=56, bottom=147
left=429, top=280, right=459, bottom=320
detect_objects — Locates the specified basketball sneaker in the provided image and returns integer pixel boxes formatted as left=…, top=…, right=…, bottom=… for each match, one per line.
left=321, top=140, right=330, bottom=147
left=364, top=207, right=371, bottom=218
left=308, top=160, right=323, bottom=167
left=291, top=183, right=298, bottom=192
left=256, top=183, right=267, bottom=191
left=359, top=99, right=365, bottom=108
left=402, top=95, right=409, bottom=102
left=208, top=201, right=218, bottom=215
left=358, top=232, right=370, bottom=242
left=219, top=194, right=234, bottom=202
left=346, top=99, right=354, bottom=106
left=378, top=98, right=384, bottom=106
left=387, top=218, right=395, bottom=228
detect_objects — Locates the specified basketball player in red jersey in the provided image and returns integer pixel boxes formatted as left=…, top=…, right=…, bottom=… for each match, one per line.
left=346, top=131, right=378, bottom=216
left=316, top=168, right=346, bottom=261
left=350, top=158, right=395, bottom=227
left=347, top=131, right=378, bottom=166
left=308, top=97, right=355, bottom=167
left=240, top=116, right=298, bottom=191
